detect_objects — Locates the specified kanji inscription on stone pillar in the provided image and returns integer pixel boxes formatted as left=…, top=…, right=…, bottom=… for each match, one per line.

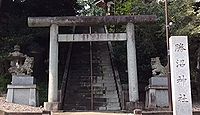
left=169, top=36, right=192, bottom=115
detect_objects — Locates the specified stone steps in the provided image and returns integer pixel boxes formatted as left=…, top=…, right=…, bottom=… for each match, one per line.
left=92, top=83, right=117, bottom=88
left=62, top=42, right=121, bottom=111
left=93, top=102, right=120, bottom=107
left=94, top=98, right=119, bottom=103
left=95, top=80, right=115, bottom=84
left=94, top=94, right=119, bottom=99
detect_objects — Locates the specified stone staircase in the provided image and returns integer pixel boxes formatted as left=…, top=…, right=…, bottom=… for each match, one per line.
left=63, top=42, right=91, bottom=110
left=62, top=42, right=121, bottom=111
left=92, top=42, right=121, bottom=111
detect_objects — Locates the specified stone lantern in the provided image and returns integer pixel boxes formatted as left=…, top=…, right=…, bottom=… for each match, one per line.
left=8, top=45, right=34, bottom=75
left=6, top=45, right=37, bottom=106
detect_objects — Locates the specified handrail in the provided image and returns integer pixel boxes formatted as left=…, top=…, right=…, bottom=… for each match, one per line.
left=107, top=42, right=125, bottom=110
left=89, top=26, right=94, bottom=110
left=60, top=43, right=73, bottom=109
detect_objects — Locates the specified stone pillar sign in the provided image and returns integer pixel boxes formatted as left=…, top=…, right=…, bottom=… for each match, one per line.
left=169, top=36, right=192, bottom=115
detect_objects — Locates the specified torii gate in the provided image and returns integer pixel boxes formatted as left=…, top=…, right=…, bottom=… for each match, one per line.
left=28, top=15, right=156, bottom=110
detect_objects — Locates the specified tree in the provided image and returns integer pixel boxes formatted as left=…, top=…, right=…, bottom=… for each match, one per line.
left=114, top=0, right=166, bottom=83
left=0, top=0, right=77, bottom=58
left=0, top=0, right=77, bottom=95
left=114, top=0, right=200, bottom=82
left=0, top=0, right=77, bottom=69
left=76, top=0, right=106, bottom=16
left=168, top=0, right=200, bottom=37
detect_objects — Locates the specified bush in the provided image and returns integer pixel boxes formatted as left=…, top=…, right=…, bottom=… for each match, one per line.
left=37, top=82, right=48, bottom=106
left=0, top=74, right=11, bottom=95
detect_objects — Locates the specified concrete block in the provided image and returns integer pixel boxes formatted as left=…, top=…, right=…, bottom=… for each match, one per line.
left=6, top=84, right=37, bottom=106
left=44, top=102, right=60, bottom=111
left=6, top=88, right=14, bottom=103
left=107, top=106, right=121, bottom=110
left=29, top=88, right=37, bottom=106
left=7, top=84, right=36, bottom=89
left=14, top=88, right=30, bottom=105
left=149, top=76, right=168, bottom=86
left=145, top=84, right=169, bottom=109
left=12, top=75, right=34, bottom=85
left=126, top=101, right=142, bottom=111
left=156, top=89, right=169, bottom=107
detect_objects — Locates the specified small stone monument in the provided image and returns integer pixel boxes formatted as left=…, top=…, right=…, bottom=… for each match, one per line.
left=145, top=57, right=169, bottom=109
left=6, top=45, right=37, bottom=106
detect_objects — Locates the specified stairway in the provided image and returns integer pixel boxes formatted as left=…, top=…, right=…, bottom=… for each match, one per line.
left=62, top=42, right=121, bottom=111
left=92, top=42, right=121, bottom=111
left=63, top=42, right=91, bottom=110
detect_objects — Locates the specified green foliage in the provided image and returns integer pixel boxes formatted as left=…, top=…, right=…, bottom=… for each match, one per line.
left=0, top=74, right=11, bottom=94
left=0, top=0, right=76, bottom=60
left=168, top=0, right=200, bottom=37
left=0, top=0, right=76, bottom=95
left=37, top=82, right=48, bottom=106
left=166, top=0, right=200, bottom=80
left=76, top=0, right=106, bottom=16
left=113, top=0, right=200, bottom=83
left=0, top=0, right=75, bottom=63
left=114, top=0, right=167, bottom=82
left=115, top=0, right=136, bottom=15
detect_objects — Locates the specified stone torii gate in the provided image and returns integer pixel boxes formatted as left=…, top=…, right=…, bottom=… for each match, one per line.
left=28, top=15, right=156, bottom=110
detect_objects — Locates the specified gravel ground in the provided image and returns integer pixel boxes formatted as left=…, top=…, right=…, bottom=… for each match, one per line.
left=193, top=102, right=200, bottom=111
left=0, top=97, right=44, bottom=112
left=1, top=96, right=200, bottom=113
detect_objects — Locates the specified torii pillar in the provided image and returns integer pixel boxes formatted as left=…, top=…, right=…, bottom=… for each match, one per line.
left=28, top=15, right=157, bottom=111
left=44, top=24, right=59, bottom=110
left=127, top=23, right=139, bottom=102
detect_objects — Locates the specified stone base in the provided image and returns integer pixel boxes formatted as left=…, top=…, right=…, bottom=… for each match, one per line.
left=134, top=109, right=142, bottom=115
left=145, top=76, right=169, bottom=109
left=44, top=102, right=60, bottom=111
left=6, top=84, right=37, bottom=106
left=12, top=75, right=35, bottom=85
left=126, top=101, right=143, bottom=111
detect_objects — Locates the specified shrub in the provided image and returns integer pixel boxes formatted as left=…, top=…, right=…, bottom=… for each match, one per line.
left=0, top=74, right=11, bottom=95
